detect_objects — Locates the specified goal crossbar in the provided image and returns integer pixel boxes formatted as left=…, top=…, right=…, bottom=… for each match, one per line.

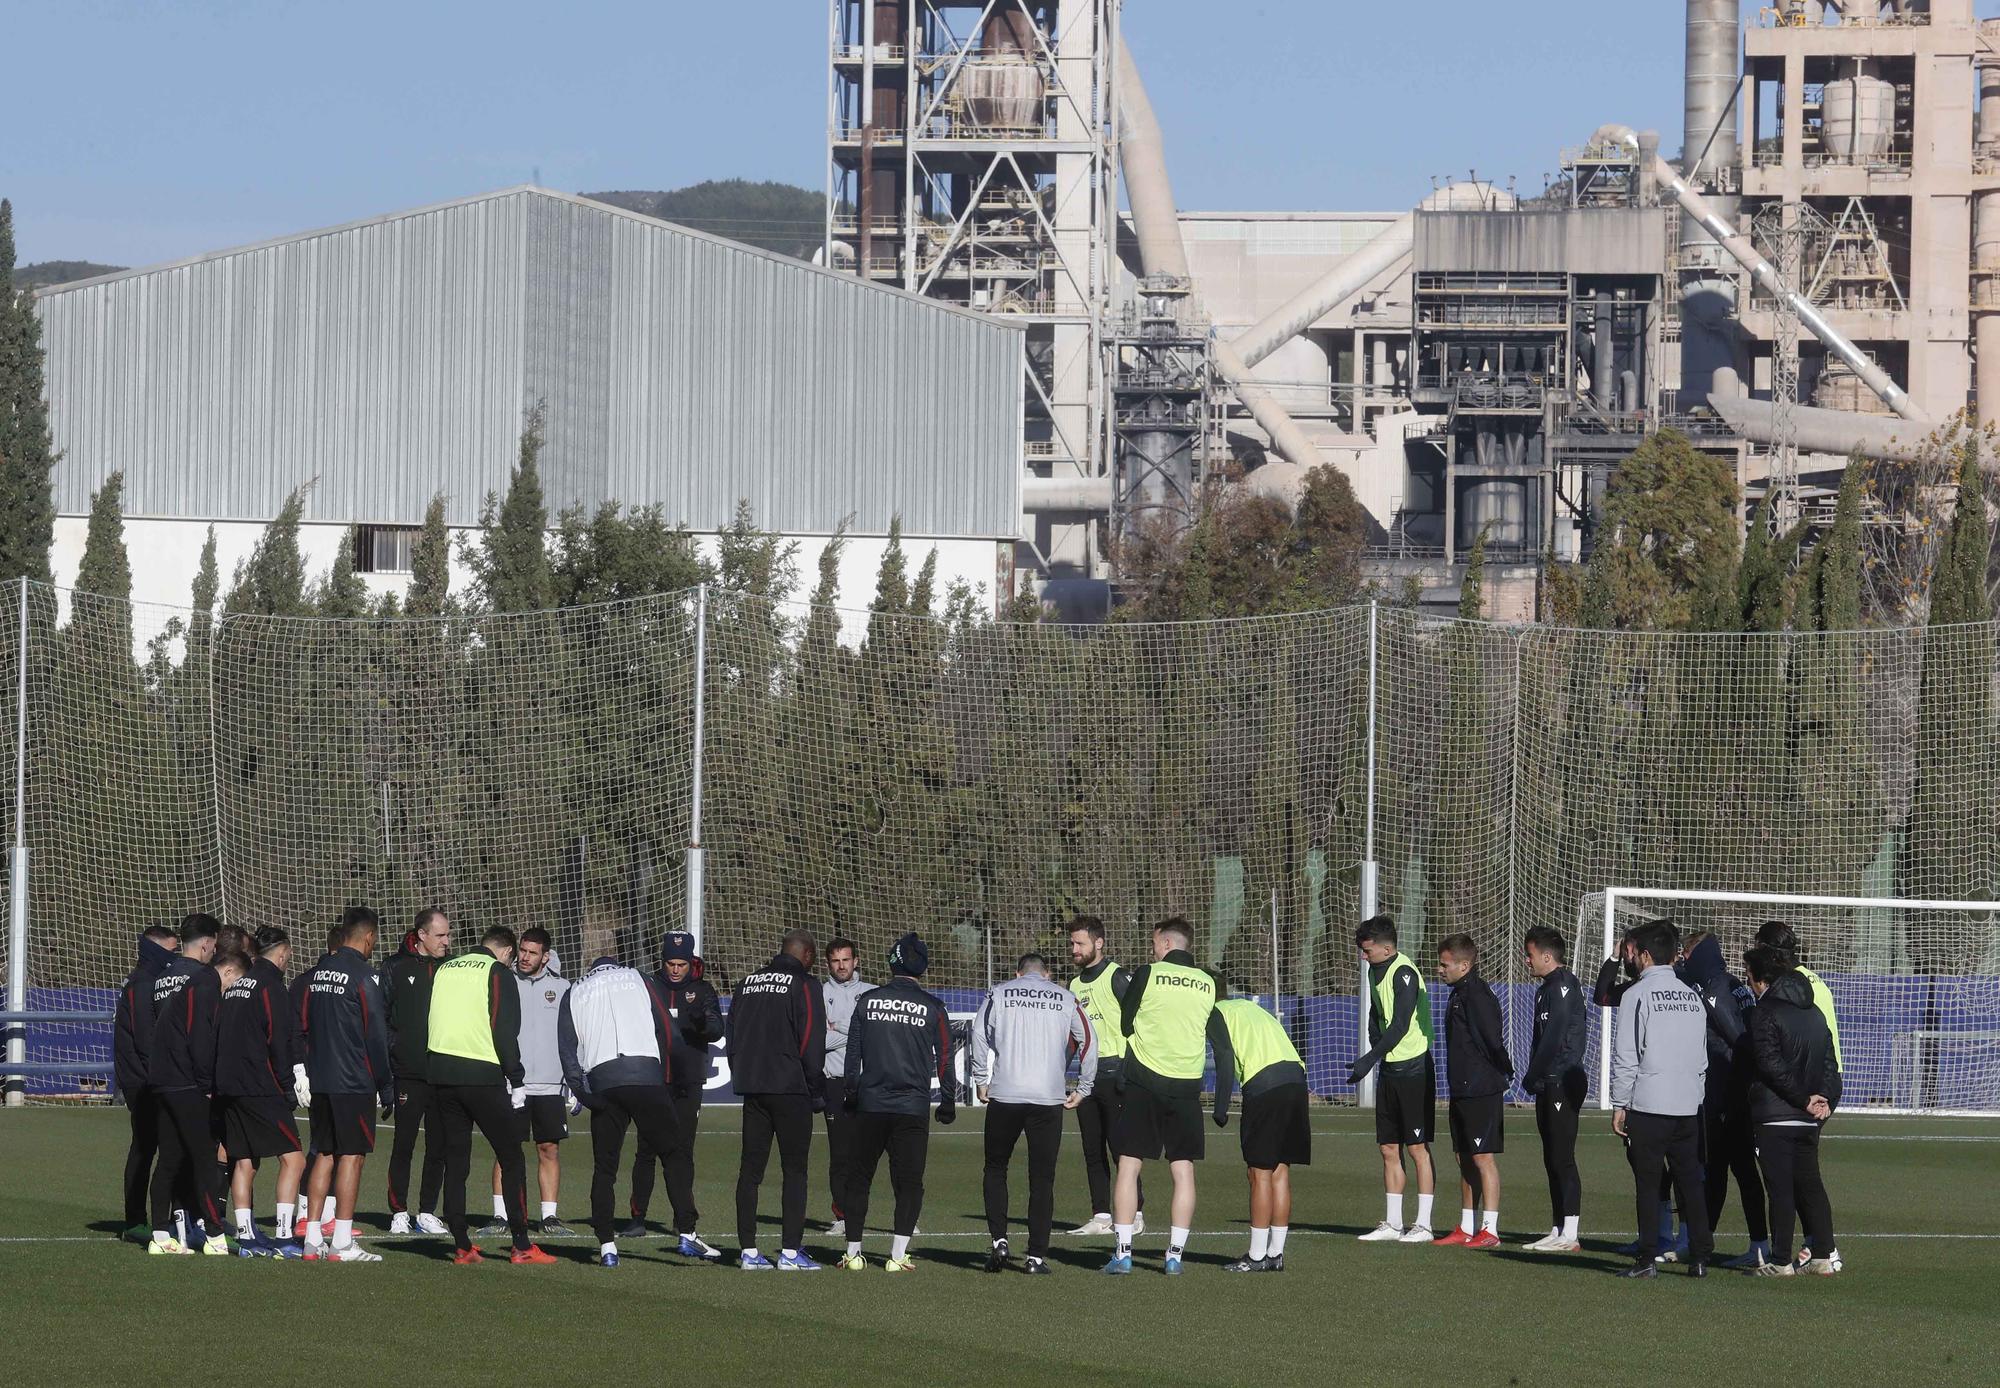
left=1595, top=887, right=2000, bottom=1112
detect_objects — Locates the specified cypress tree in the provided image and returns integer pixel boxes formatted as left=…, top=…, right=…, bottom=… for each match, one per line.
left=1458, top=523, right=1487, bottom=621
left=407, top=493, right=453, bottom=617
left=0, top=199, right=57, bottom=585
left=224, top=488, right=310, bottom=617
left=75, top=471, right=131, bottom=601
left=1813, top=461, right=1864, bottom=632
left=471, top=405, right=555, bottom=613
left=314, top=526, right=372, bottom=618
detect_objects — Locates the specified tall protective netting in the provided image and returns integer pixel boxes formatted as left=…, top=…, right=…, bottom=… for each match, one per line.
left=7, top=583, right=2000, bottom=1112
left=212, top=593, right=699, bottom=969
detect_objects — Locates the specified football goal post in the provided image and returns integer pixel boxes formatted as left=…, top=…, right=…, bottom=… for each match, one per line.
left=1588, top=887, right=2000, bottom=1117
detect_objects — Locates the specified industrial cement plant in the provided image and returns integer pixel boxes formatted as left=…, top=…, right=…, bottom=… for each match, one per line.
left=826, top=0, right=2000, bottom=616
left=28, top=1, right=2000, bottom=618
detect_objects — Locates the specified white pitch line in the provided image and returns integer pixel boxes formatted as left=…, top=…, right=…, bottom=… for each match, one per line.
left=7, top=1229, right=1998, bottom=1245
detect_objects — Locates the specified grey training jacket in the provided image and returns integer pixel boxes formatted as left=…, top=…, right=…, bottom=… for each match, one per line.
left=970, top=971, right=1098, bottom=1107
left=823, top=975, right=872, bottom=1079
left=515, top=966, right=572, bottom=1095
left=1609, top=964, right=1708, bottom=1116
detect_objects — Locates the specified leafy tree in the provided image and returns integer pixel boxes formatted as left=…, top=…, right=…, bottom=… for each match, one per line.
left=0, top=199, right=57, bottom=585
left=1458, top=523, right=1487, bottom=621
left=1582, top=429, right=1740, bottom=632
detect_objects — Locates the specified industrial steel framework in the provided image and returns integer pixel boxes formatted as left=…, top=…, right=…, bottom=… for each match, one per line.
left=827, top=0, right=1118, bottom=575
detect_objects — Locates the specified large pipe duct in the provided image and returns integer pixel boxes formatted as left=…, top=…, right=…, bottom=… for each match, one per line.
left=1651, top=153, right=1929, bottom=424
left=1683, top=0, right=1739, bottom=190
left=1708, top=370, right=1929, bottom=462
left=1116, top=45, right=1325, bottom=471
left=1023, top=476, right=1116, bottom=513
left=1227, top=215, right=1414, bottom=370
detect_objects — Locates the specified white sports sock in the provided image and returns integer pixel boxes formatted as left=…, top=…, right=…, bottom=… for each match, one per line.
left=540, top=1201, right=558, bottom=1220
left=600, top=1241, right=617, bottom=1257
left=1248, top=1227, right=1270, bottom=1260
left=1114, top=1222, right=1134, bottom=1256
left=493, top=1195, right=508, bottom=1218
left=1481, top=1209, right=1499, bottom=1235
left=891, top=1235, right=911, bottom=1261
left=1561, top=1215, right=1580, bottom=1242
left=1168, top=1225, right=1190, bottom=1256
left=1385, top=1193, right=1404, bottom=1229
left=303, top=1221, right=325, bottom=1248
left=318, top=1195, right=336, bottom=1223
left=234, top=1207, right=255, bottom=1238
left=780, top=1247, right=799, bottom=1259
left=1092, top=1211, right=1111, bottom=1223
left=275, top=1202, right=294, bottom=1238
left=846, top=1240, right=863, bottom=1258
left=152, top=1229, right=173, bottom=1245
left=1459, top=1207, right=1476, bottom=1235
left=333, top=1218, right=353, bottom=1248
left=1269, top=1226, right=1288, bottom=1256
left=1415, top=1193, right=1435, bottom=1229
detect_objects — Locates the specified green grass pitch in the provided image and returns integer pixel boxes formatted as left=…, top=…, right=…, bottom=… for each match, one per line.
left=5, top=1105, right=1998, bottom=1387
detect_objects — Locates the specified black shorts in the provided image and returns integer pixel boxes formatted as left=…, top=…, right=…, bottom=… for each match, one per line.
left=1113, top=1083, right=1204, bottom=1163
left=1449, top=1094, right=1505, bottom=1156
left=1240, top=1084, right=1312, bottom=1169
left=1375, top=1060, right=1436, bottom=1147
left=310, top=1092, right=378, bottom=1156
left=222, top=1095, right=303, bottom=1161
left=511, top=1094, right=570, bottom=1145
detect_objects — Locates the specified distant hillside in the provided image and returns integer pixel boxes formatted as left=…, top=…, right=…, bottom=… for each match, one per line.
left=16, top=259, right=125, bottom=291
left=583, top=180, right=823, bottom=260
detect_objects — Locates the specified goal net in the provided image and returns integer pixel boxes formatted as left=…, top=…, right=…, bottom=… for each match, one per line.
left=1585, top=887, right=2000, bottom=1116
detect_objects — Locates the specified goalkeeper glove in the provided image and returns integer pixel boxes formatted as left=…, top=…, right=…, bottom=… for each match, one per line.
left=509, top=1085, right=527, bottom=1110
left=292, top=1064, right=311, bottom=1109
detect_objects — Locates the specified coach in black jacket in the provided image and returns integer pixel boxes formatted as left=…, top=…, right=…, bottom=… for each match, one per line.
left=726, top=929, right=827, bottom=1263
left=1521, top=926, right=1586, bottom=1250
left=114, top=925, right=181, bottom=1237
left=382, top=909, right=451, bottom=1228
left=148, top=946, right=247, bottom=1246
left=1438, top=935, right=1511, bottom=1246
left=838, top=933, right=953, bottom=1271
left=1743, top=947, right=1841, bottom=1274
left=625, top=930, right=725, bottom=1247
left=298, top=908, right=393, bottom=1259
left=1680, top=933, right=1770, bottom=1263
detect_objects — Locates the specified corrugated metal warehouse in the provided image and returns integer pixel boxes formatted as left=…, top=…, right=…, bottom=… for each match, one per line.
left=34, top=186, right=1024, bottom=610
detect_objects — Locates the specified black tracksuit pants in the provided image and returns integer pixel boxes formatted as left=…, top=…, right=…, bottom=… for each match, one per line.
left=1704, top=1100, right=1769, bottom=1242
left=629, top=1088, right=703, bottom=1233
left=736, top=1092, right=813, bottom=1252
left=1755, top=1122, right=1834, bottom=1263
left=150, top=1090, right=224, bottom=1232
left=1625, top=1110, right=1713, bottom=1263
left=824, top=1073, right=856, bottom=1218
left=984, top=1100, right=1063, bottom=1259
left=438, top=1083, right=530, bottom=1252
left=1534, top=1071, right=1585, bottom=1223
left=123, top=1086, right=162, bottom=1227
left=386, top=1076, right=447, bottom=1216
left=590, top=1084, right=683, bottom=1245
left=847, top=1110, right=929, bottom=1239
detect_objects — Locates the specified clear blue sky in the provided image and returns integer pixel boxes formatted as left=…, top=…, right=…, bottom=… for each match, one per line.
left=7, top=1, right=1974, bottom=269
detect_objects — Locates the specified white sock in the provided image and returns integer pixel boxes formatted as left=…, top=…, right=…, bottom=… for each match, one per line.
left=1114, top=1222, right=1134, bottom=1256
left=1459, top=1207, right=1476, bottom=1235
left=600, top=1240, right=617, bottom=1257
left=319, top=1195, right=336, bottom=1223
left=1093, top=1211, right=1111, bottom=1223
left=891, top=1234, right=911, bottom=1261
left=744, top=1247, right=759, bottom=1259
left=333, top=1218, right=353, bottom=1248
left=780, top=1247, right=799, bottom=1260
left=276, top=1202, right=294, bottom=1238
left=152, top=1229, right=173, bottom=1245
left=1168, top=1225, right=1190, bottom=1256
left=847, top=1240, right=863, bottom=1258
left=1386, top=1193, right=1404, bottom=1229
left=1269, top=1226, right=1288, bottom=1256
left=540, top=1201, right=558, bottom=1220
left=1248, top=1227, right=1270, bottom=1260
left=1561, top=1215, right=1580, bottom=1242
left=234, top=1207, right=255, bottom=1238
left=1481, top=1209, right=1499, bottom=1235
left=1416, top=1193, right=1435, bottom=1229
left=493, top=1195, right=508, bottom=1218
left=303, top=1219, right=324, bottom=1248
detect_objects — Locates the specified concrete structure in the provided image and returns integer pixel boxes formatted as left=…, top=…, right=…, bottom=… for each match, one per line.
left=35, top=185, right=1026, bottom=618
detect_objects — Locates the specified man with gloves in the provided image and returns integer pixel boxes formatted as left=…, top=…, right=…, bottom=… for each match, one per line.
left=838, top=933, right=954, bottom=1273
left=559, top=951, right=685, bottom=1269
left=624, top=930, right=726, bottom=1258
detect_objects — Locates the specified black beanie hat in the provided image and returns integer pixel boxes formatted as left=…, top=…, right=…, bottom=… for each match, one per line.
left=889, top=932, right=929, bottom=978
